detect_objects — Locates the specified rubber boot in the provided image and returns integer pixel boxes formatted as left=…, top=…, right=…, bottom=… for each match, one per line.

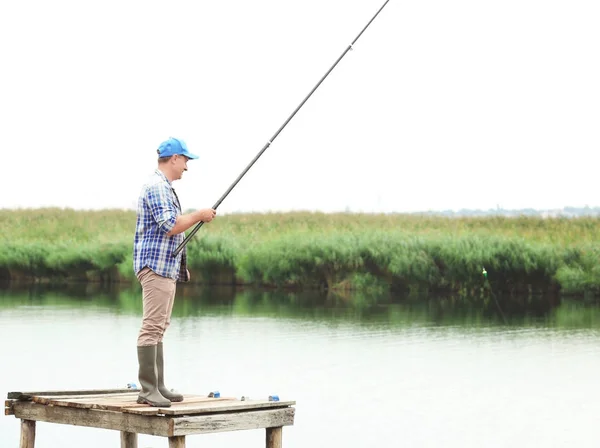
left=136, top=345, right=171, bottom=407
left=157, top=342, right=184, bottom=402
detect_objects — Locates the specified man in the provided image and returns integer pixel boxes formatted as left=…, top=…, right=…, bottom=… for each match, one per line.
left=133, top=137, right=216, bottom=407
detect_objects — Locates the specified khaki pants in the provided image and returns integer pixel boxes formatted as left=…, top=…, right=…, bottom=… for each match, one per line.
left=136, top=267, right=177, bottom=346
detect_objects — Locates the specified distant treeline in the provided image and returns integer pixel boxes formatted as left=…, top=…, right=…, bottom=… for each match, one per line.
left=411, top=206, right=600, bottom=218
left=1, top=208, right=599, bottom=299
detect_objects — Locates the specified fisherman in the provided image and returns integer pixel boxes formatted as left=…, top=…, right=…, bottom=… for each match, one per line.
left=133, top=137, right=216, bottom=407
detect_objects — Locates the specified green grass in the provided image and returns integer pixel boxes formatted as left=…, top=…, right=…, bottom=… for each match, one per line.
left=1, top=208, right=599, bottom=298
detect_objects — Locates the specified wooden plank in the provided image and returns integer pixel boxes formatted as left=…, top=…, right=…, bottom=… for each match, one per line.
left=32, top=395, right=138, bottom=408
left=33, top=394, right=226, bottom=412
left=33, top=392, right=139, bottom=402
left=169, top=436, right=186, bottom=448
left=171, top=408, right=295, bottom=436
left=120, top=431, right=138, bottom=448
left=35, top=394, right=140, bottom=405
left=266, top=427, right=282, bottom=448
left=30, top=394, right=233, bottom=415
left=20, top=419, right=36, bottom=448
left=84, top=394, right=213, bottom=406
left=31, top=393, right=182, bottom=411
left=8, top=389, right=138, bottom=400
left=160, top=400, right=296, bottom=416
left=5, top=400, right=15, bottom=416
left=117, top=406, right=161, bottom=416
left=31, top=397, right=140, bottom=412
left=12, top=401, right=171, bottom=437
left=121, top=397, right=236, bottom=416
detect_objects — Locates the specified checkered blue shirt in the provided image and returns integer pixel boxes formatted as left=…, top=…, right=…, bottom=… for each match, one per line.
left=133, top=169, right=189, bottom=282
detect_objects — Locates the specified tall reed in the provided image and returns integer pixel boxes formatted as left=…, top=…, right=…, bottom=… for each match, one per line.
left=1, top=208, right=599, bottom=298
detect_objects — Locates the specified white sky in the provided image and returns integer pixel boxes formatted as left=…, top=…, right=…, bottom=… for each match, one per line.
left=1, top=0, right=598, bottom=214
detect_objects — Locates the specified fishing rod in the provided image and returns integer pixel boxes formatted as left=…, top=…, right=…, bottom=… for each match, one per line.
left=172, top=0, right=391, bottom=258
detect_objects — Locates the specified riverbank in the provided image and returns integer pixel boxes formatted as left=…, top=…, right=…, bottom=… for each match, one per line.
left=1, top=208, right=599, bottom=298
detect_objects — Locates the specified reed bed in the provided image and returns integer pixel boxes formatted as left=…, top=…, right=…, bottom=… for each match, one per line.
left=1, top=208, right=599, bottom=297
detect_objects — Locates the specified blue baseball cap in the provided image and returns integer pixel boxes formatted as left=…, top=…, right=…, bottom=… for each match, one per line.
left=157, top=137, right=199, bottom=159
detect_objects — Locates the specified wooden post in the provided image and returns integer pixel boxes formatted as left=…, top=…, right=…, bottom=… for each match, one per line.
left=20, top=419, right=36, bottom=448
left=168, top=436, right=186, bottom=448
left=266, top=427, right=282, bottom=448
left=120, top=431, right=138, bottom=448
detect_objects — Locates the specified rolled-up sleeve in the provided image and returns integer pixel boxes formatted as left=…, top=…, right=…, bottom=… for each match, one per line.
left=146, top=183, right=177, bottom=233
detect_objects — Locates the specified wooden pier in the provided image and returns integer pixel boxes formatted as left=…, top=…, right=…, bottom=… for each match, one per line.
left=4, top=388, right=296, bottom=447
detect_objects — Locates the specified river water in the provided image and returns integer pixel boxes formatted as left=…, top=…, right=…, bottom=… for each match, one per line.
left=1, top=284, right=600, bottom=447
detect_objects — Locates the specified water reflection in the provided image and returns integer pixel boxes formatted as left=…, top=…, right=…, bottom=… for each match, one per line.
left=2, top=282, right=600, bottom=331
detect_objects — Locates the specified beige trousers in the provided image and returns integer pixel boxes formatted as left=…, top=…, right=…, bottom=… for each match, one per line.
left=136, top=267, right=177, bottom=346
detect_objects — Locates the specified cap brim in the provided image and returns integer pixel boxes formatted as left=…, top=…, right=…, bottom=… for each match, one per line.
left=184, top=152, right=199, bottom=160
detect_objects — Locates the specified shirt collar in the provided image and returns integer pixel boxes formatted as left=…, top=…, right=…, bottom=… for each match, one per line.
left=154, top=168, right=181, bottom=210
left=154, top=168, right=172, bottom=185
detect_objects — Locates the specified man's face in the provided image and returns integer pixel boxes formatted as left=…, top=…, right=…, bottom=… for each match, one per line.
left=173, top=154, right=190, bottom=180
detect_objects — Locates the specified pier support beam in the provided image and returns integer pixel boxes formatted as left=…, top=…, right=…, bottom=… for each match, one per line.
left=266, top=427, right=282, bottom=448
left=169, top=436, right=186, bottom=447
left=120, top=431, right=138, bottom=448
left=20, top=419, right=36, bottom=448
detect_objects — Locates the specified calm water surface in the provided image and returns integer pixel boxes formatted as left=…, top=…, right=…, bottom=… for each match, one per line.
left=1, top=284, right=600, bottom=447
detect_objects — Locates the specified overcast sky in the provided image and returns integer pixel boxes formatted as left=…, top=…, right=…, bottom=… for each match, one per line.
left=1, top=0, right=598, bottom=214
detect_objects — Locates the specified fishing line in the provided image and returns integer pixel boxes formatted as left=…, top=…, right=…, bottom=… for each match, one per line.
left=482, top=267, right=508, bottom=324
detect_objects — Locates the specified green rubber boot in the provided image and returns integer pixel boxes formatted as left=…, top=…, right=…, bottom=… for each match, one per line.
left=157, top=342, right=184, bottom=402
left=136, top=345, right=171, bottom=407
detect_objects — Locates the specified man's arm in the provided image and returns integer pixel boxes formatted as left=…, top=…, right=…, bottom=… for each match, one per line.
left=145, top=183, right=217, bottom=236
left=166, top=208, right=216, bottom=236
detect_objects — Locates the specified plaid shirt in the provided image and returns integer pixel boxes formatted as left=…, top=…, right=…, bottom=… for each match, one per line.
left=133, top=169, right=189, bottom=282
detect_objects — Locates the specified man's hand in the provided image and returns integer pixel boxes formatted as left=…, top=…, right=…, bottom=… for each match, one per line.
left=167, top=208, right=217, bottom=236
left=186, top=269, right=191, bottom=281
left=199, top=208, right=217, bottom=222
